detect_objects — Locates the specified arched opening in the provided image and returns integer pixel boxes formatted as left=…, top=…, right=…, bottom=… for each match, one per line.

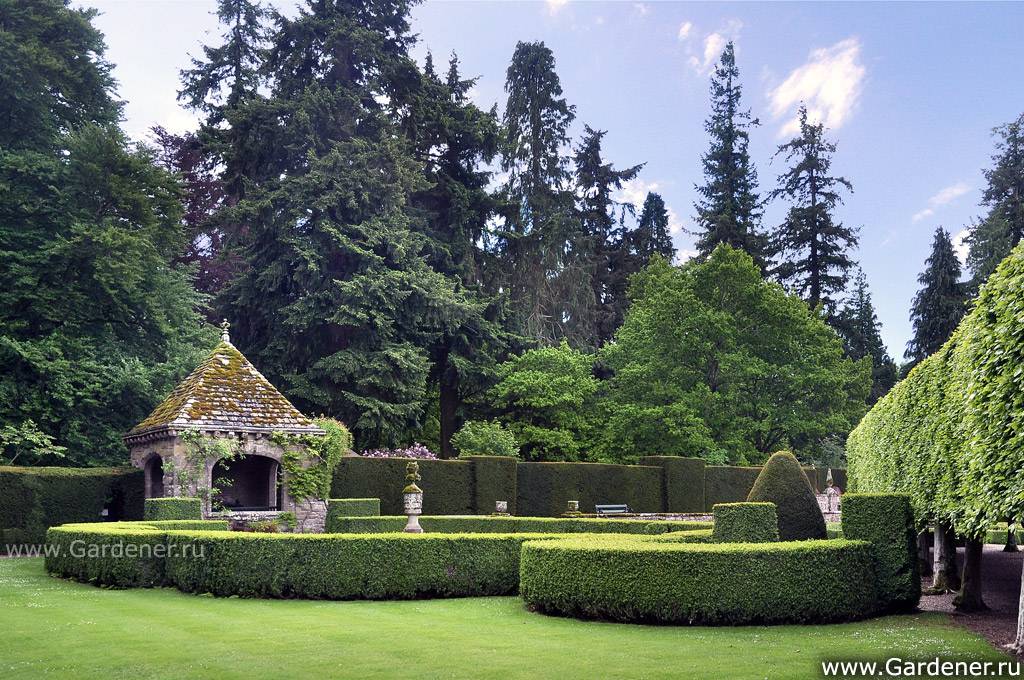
left=145, top=456, right=164, bottom=498
left=212, top=455, right=278, bottom=511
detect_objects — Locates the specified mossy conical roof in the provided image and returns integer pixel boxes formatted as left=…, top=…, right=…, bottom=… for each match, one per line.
left=127, top=340, right=321, bottom=439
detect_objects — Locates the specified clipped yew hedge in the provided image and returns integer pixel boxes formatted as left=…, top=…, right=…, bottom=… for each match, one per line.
left=326, top=498, right=381, bottom=520
left=711, top=502, right=778, bottom=543
left=847, top=244, right=1024, bottom=536
left=0, top=466, right=144, bottom=545
left=325, top=515, right=712, bottom=535
left=841, top=493, right=920, bottom=612
left=519, top=537, right=879, bottom=625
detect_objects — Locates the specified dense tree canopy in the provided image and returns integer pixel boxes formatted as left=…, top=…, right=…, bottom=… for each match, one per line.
left=0, top=0, right=213, bottom=465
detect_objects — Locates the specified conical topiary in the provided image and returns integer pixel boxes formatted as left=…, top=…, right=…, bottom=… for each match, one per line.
left=746, top=451, right=826, bottom=541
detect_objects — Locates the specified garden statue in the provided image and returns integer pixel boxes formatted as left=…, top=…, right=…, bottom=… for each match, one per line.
left=825, top=468, right=841, bottom=512
left=403, top=461, right=423, bottom=533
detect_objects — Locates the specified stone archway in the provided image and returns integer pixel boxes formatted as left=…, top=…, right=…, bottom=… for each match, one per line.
left=144, top=455, right=164, bottom=499
left=212, top=455, right=279, bottom=511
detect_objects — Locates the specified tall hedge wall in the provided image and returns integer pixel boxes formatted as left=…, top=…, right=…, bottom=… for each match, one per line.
left=639, top=456, right=706, bottom=512
left=704, top=466, right=763, bottom=507
left=515, top=462, right=662, bottom=516
left=0, top=466, right=144, bottom=545
left=331, top=458, right=475, bottom=515
left=847, top=244, right=1024, bottom=536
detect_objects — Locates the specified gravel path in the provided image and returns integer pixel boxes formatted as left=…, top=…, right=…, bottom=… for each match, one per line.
left=919, top=545, right=1022, bottom=653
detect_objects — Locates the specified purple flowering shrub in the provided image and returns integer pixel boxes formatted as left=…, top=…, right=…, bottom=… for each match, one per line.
left=359, top=443, right=438, bottom=460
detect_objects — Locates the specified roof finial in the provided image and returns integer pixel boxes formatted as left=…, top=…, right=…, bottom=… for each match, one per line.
left=220, top=319, right=231, bottom=344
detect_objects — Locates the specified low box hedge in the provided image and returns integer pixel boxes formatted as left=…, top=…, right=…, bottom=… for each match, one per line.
left=326, top=498, right=381, bottom=520
left=519, top=537, right=880, bottom=625
left=325, top=515, right=712, bottom=535
left=711, top=503, right=779, bottom=543
left=44, top=520, right=229, bottom=587
left=144, top=497, right=203, bottom=521
left=163, top=532, right=570, bottom=600
left=840, top=493, right=920, bottom=612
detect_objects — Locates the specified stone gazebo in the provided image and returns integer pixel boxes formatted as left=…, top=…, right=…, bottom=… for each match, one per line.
left=124, top=324, right=328, bottom=531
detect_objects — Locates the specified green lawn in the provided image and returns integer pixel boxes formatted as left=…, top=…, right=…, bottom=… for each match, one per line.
left=0, top=558, right=1009, bottom=679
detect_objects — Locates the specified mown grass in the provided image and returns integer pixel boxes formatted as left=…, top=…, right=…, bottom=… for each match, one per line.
left=0, top=557, right=1009, bottom=679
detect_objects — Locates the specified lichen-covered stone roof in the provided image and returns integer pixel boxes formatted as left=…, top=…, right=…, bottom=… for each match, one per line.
left=128, top=340, right=322, bottom=438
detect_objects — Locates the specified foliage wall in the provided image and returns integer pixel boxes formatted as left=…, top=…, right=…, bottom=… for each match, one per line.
left=847, top=244, right=1024, bottom=536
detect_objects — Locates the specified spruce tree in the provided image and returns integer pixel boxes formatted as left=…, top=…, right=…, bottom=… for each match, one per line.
left=905, top=227, right=968, bottom=365
left=218, top=0, right=477, bottom=447
left=404, top=52, right=508, bottom=457
left=632, top=192, right=676, bottom=264
left=0, top=1, right=211, bottom=464
left=496, top=41, right=578, bottom=343
left=835, top=270, right=897, bottom=403
left=966, top=113, right=1024, bottom=287
left=572, top=125, right=643, bottom=346
left=770, top=106, right=857, bottom=317
left=693, top=42, right=766, bottom=268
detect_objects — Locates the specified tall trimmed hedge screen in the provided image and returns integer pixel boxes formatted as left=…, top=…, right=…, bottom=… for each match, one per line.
left=0, top=466, right=144, bottom=544
left=847, top=244, right=1024, bottom=537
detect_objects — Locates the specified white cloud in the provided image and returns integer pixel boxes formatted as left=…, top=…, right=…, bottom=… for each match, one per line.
left=930, top=181, right=971, bottom=206
left=677, top=21, right=693, bottom=41
left=911, top=181, right=972, bottom=222
left=546, top=0, right=569, bottom=16
left=911, top=208, right=935, bottom=224
left=666, top=207, right=685, bottom=235
left=676, top=247, right=698, bottom=264
left=952, top=229, right=970, bottom=264
left=633, top=3, right=650, bottom=17
left=767, top=38, right=866, bottom=137
left=614, top=178, right=660, bottom=208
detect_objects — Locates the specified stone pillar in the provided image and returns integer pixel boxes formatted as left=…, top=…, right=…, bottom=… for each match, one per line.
left=293, top=499, right=327, bottom=533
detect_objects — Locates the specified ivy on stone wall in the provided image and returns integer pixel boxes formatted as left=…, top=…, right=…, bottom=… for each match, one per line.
left=273, top=418, right=352, bottom=503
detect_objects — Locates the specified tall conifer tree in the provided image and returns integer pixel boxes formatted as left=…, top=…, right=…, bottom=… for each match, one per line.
left=693, top=42, right=766, bottom=268
left=632, top=192, right=676, bottom=264
left=404, top=52, right=508, bottom=456
left=496, top=41, right=577, bottom=343
left=572, top=125, right=643, bottom=346
left=217, top=0, right=478, bottom=447
left=835, top=270, right=897, bottom=403
left=770, top=106, right=857, bottom=318
left=966, top=113, right=1024, bottom=288
left=905, top=227, right=968, bottom=365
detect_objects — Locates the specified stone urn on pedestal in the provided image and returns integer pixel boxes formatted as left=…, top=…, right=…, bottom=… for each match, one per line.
left=403, top=461, right=424, bottom=533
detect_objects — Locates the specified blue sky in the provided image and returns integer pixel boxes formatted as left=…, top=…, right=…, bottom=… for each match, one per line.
left=87, top=0, right=1024, bottom=357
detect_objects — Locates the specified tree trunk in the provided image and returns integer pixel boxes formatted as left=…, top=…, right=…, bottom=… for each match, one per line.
left=931, top=522, right=961, bottom=593
left=438, top=363, right=459, bottom=460
left=953, top=539, right=987, bottom=612
left=1013, top=553, right=1024, bottom=651
left=918, top=529, right=933, bottom=577
left=1005, top=521, right=1019, bottom=553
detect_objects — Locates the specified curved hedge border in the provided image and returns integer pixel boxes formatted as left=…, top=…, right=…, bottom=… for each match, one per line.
left=519, top=537, right=880, bottom=625
left=847, top=244, right=1024, bottom=536
left=325, top=515, right=711, bottom=535
left=45, top=520, right=715, bottom=599
left=45, top=520, right=229, bottom=587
